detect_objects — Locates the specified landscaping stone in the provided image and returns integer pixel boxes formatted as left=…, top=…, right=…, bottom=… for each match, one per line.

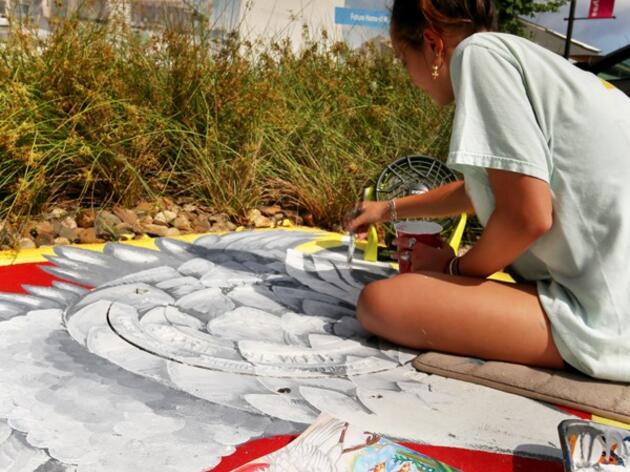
left=76, top=209, right=96, bottom=228
left=282, top=210, right=303, bottom=225
left=247, top=209, right=273, bottom=228
left=18, top=237, right=36, bottom=249
left=3, top=197, right=310, bottom=251
left=77, top=227, right=103, bottom=244
left=142, top=223, right=169, bottom=237
left=35, top=220, right=55, bottom=237
left=154, top=210, right=177, bottom=226
left=34, top=231, right=55, bottom=247
left=165, top=227, right=181, bottom=237
left=173, top=215, right=192, bottom=231
left=113, top=207, right=139, bottom=226
left=50, top=208, right=68, bottom=219
left=260, top=205, right=282, bottom=217
left=134, top=201, right=154, bottom=217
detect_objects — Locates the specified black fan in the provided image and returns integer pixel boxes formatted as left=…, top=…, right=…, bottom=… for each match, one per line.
left=374, top=155, right=459, bottom=242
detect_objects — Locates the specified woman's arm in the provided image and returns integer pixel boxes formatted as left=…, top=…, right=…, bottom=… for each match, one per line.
left=457, top=169, right=553, bottom=278
left=395, top=180, right=474, bottom=219
left=347, top=180, right=473, bottom=233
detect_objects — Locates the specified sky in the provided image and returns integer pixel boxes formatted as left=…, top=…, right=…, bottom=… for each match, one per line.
left=529, top=0, right=630, bottom=54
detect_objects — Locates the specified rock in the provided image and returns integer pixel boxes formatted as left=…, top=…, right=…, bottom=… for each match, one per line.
left=95, top=211, right=122, bottom=238
left=53, top=237, right=71, bottom=246
left=53, top=216, right=79, bottom=242
left=134, top=201, right=154, bottom=216
left=182, top=203, right=198, bottom=213
left=209, top=213, right=231, bottom=224
left=259, top=205, right=283, bottom=217
left=20, top=221, right=38, bottom=238
left=98, top=210, right=122, bottom=227
left=246, top=209, right=261, bottom=222
left=18, top=237, right=36, bottom=249
left=77, top=227, right=103, bottom=244
left=35, top=220, right=55, bottom=236
left=61, top=216, right=78, bottom=229
left=58, top=224, right=78, bottom=242
left=173, top=215, right=192, bottom=231
left=165, top=227, right=181, bottom=237
left=210, top=221, right=236, bottom=232
left=140, top=215, right=153, bottom=225
left=156, top=196, right=175, bottom=210
left=254, top=216, right=273, bottom=228
left=50, top=207, right=67, bottom=219
left=247, top=209, right=273, bottom=228
left=113, top=206, right=139, bottom=226
left=282, top=209, right=303, bottom=225
left=34, top=230, right=55, bottom=247
left=154, top=210, right=177, bottom=226
left=303, top=213, right=315, bottom=226
left=76, top=209, right=96, bottom=228
left=192, top=215, right=211, bottom=233
left=118, top=231, right=135, bottom=241
left=114, top=222, right=135, bottom=238
left=142, top=223, right=169, bottom=237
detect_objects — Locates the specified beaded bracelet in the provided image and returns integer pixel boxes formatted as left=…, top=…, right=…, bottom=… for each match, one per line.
left=387, top=199, right=398, bottom=221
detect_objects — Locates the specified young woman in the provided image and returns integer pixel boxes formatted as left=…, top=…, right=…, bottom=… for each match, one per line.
left=347, top=0, right=630, bottom=382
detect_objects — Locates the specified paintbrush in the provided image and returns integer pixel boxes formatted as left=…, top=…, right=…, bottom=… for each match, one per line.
left=346, top=191, right=368, bottom=265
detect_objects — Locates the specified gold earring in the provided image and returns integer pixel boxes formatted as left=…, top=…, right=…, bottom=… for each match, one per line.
left=432, top=64, right=439, bottom=80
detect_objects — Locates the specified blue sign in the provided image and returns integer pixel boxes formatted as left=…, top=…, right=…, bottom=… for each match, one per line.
left=334, top=7, right=390, bottom=29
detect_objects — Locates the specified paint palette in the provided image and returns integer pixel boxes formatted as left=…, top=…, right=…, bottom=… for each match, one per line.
left=558, top=419, right=630, bottom=471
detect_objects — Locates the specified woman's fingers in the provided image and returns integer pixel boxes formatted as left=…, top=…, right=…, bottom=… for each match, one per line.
left=345, top=201, right=388, bottom=232
left=410, top=242, right=454, bottom=273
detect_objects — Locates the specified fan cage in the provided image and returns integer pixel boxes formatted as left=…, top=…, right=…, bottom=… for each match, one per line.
left=374, top=155, right=459, bottom=243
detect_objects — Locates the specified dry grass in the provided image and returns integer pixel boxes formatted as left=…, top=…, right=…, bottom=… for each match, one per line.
left=0, top=13, right=452, bottom=243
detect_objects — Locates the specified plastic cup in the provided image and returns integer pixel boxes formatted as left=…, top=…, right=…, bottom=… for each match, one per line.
left=394, top=221, right=443, bottom=273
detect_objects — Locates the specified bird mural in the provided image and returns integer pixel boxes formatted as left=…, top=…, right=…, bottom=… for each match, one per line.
left=0, top=229, right=570, bottom=471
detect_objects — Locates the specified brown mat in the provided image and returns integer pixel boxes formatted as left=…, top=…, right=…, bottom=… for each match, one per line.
left=412, top=352, right=630, bottom=425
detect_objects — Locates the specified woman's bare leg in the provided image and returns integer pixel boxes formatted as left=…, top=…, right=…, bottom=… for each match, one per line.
left=356, top=272, right=564, bottom=369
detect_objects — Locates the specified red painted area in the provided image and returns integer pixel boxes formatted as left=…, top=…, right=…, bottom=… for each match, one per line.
left=0, top=261, right=92, bottom=293
left=209, top=435, right=564, bottom=472
left=554, top=404, right=592, bottom=420
left=211, top=435, right=296, bottom=472
left=0, top=262, right=57, bottom=293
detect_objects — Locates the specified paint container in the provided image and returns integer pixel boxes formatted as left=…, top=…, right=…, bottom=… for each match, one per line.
left=394, top=221, right=443, bottom=274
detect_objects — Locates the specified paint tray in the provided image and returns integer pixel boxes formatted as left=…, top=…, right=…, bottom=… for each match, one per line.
left=557, top=419, right=630, bottom=471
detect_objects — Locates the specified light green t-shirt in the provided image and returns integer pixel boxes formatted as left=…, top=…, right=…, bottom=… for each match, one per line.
left=447, top=32, right=630, bottom=382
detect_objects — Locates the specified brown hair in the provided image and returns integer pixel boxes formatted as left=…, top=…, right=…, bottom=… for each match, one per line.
left=390, top=0, right=496, bottom=49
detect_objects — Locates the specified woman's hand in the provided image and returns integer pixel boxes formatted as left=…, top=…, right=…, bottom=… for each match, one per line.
left=409, top=240, right=455, bottom=273
left=345, top=201, right=390, bottom=234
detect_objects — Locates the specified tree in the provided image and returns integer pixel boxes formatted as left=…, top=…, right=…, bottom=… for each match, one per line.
left=494, top=0, right=568, bottom=35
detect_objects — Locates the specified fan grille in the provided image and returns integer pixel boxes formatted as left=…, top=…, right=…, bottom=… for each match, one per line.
left=375, top=155, right=459, bottom=238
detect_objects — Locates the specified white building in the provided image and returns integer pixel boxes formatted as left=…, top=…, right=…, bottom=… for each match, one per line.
left=0, top=0, right=602, bottom=61
left=0, top=0, right=393, bottom=50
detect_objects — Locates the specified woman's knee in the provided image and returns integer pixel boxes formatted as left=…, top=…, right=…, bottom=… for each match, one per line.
left=356, top=280, right=391, bottom=333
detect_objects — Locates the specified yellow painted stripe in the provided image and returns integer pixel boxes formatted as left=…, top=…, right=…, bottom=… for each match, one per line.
left=592, top=415, right=630, bottom=430
left=0, top=226, right=325, bottom=266
left=0, top=234, right=197, bottom=266
left=295, top=232, right=344, bottom=254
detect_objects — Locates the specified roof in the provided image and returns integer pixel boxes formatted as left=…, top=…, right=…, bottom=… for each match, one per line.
left=519, top=17, right=601, bottom=57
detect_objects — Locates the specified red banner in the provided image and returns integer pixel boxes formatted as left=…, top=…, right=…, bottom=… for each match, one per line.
left=588, top=0, right=615, bottom=18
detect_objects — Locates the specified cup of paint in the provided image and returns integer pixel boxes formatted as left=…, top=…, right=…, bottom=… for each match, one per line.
left=394, top=221, right=443, bottom=273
